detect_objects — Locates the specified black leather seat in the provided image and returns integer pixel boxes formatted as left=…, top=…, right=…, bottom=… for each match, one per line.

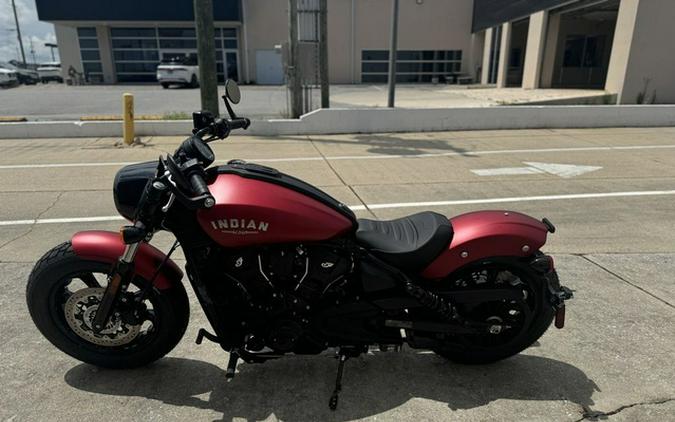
left=356, top=212, right=453, bottom=272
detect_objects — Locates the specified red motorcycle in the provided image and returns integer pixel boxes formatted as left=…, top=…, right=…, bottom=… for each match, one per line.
left=27, top=81, right=572, bottom=410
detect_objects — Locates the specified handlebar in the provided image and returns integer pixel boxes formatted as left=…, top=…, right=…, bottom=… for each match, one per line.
left=194, top=117, right=251, bottom=141
left=166, top=116, right=250, bottom=210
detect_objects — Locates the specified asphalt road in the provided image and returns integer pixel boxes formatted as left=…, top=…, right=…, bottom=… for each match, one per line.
left=1, top=127, right=675, bottom=421
left=0, top=83, right=602, bottom=121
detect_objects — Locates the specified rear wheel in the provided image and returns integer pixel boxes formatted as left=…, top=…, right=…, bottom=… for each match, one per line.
left=26, top=242, right=190, bottom=369
left=161, top=82, right=170, bottom=89
left=189, top=74, right=199, bottom=88
left=427, top=258, right=554, bottom=364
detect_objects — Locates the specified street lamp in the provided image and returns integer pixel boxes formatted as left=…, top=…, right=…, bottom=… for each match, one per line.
left=45, top=43, right=57, bottom=61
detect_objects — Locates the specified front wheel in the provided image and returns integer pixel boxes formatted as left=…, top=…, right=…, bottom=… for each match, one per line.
left=427, top=258, right=555, bottom=364
left=26, top=242, right=190, bottom=369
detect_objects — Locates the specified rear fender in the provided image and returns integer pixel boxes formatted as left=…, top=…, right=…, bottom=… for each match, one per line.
left=421, top=211, right=549, bottom=279
left=71, top=231, right=182, bottom=290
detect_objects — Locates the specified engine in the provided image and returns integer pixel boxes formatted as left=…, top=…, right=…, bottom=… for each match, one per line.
left=211, top=243, right=355, bottom=353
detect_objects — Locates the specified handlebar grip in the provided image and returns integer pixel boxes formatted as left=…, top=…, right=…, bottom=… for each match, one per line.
left=189, top=172, right=211, bottom=198
left=227, top=118, right=250, bottom=130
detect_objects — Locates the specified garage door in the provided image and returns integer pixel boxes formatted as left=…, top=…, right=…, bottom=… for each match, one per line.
left=255, top=50, right=284, bottom=85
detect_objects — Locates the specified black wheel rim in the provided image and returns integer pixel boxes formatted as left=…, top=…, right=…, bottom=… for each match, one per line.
left=47, top=267, right=162, bottom=353
left=425, top=262, right=542, bottom=352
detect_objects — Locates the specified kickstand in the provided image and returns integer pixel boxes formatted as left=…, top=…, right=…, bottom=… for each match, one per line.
left=329, top=353, right=348, bottom=411
left=226, top=351, right=239, bottom=381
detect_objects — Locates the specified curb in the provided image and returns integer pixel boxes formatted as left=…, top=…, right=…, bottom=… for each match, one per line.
left=1, top=105, right=674, bottom=138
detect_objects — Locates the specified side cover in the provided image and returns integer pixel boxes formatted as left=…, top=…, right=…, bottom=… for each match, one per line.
left=71, top=231, right=183, bottom=290
left=421, top=211, right=549, bottom=279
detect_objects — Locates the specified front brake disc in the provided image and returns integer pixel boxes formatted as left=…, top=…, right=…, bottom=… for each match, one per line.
left=64, top=287, right=140, bottom=347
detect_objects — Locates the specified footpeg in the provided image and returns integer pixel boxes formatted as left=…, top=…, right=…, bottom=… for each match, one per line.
left=195, top=328, right=219, bottom=345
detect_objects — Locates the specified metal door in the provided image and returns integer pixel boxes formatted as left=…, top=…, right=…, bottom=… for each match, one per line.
left=255, top=49, right=284, bottom=85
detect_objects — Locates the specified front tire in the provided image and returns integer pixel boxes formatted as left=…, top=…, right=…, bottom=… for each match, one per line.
left=189, top=74, right=199, bottom=88
left=26, top=242, right=190, bottom=369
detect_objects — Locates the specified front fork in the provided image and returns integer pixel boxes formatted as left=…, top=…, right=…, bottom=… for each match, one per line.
left=91, top=228, right=143, bottom=333
left=92, top=179, right=169, bottom=332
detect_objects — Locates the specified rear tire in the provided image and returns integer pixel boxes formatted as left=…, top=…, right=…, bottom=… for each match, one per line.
left=430, top=258, right=554, bottom=364
left=161, top=83, right=170, bottom=89
left=26, top=242, right=190, bottom=369
left=190, top=74, right=199, bottom=88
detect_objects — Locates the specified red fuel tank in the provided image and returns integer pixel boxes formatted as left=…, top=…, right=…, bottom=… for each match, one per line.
left=196, top=173, right=355, bottom=247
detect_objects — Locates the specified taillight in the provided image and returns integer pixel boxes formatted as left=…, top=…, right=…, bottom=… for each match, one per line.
left=531, top=254, right=554, bottom=273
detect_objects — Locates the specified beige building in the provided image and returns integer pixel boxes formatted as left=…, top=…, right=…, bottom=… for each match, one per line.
left=36, top=0, right=675, bottom=103
left=474, top=0, right=675, bottom=104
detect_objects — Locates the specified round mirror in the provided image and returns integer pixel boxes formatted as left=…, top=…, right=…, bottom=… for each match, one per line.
left=225, top=79, right=241, bottom=104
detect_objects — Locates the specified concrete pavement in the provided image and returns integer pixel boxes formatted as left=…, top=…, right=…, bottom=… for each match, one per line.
left=1, top=127, right=675, bottom=421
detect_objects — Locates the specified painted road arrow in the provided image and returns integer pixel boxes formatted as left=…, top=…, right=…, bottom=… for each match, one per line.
left=472, top=162, right=603, bottom=178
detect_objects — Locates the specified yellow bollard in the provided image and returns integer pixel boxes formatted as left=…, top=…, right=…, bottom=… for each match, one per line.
left=123, top=93, right=134, bottom=145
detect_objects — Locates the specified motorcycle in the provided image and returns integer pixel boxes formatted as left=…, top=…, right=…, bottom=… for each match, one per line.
left=27, top=80, right=572, bottom=410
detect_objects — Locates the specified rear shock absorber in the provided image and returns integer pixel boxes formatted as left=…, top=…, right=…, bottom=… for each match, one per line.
left=403, top=279, right=455, bottom=320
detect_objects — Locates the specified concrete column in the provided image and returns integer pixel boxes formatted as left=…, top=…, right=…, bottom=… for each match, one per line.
left=53, top=24, right=81, bottom=78
left=606, top=0, right=675, bottom=104
left=605, top=0, right=640, bottom=102
left=522, top=10, right=548, bottom=89
left=480, top=27, right=493, bottom=84
left=539, top=13, right=560, bottom=88
left=496, top=22, right=512, bottom=88
left=96, top=26, right=115, bottom=84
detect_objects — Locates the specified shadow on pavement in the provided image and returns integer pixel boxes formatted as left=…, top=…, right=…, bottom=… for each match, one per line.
left=64, top=351, right=598, bottom=420
left=303, top=133, right=472, bottom=157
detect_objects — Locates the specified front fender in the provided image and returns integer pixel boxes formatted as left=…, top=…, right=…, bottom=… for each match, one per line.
left=421, top=211, right=549, bottom=279
left=71, top=231, right=183, bottom=290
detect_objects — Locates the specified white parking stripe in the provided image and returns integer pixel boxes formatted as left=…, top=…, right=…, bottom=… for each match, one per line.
left=0, top=216, right=126, bottom=226
left=2, top=189, right=675, bottom=226
left=349, top=189, right=675, bottom=211
left=1, top=144, right=674, bottom=170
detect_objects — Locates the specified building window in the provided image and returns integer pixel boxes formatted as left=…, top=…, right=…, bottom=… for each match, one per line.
left=563, top=35, right=606, bottom=68
left=77, top=27, right=103, bottom=83
left=361, top=50, right=462, bottom=83
left=111, top=27, right=159, bottom=82
left=110, top=26, right=239, bottom=83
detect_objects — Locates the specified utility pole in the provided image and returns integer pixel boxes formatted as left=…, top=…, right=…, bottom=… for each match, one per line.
left=29, top=37, right=36, bottom=65
left=387, top=0, right=399, bottom=108
left=194, top=0, right=219, bottom=115
left=11, top=0, right=26, bottom=65
left=288, top=0, right=303, bottom=118
left=319, top=0, right=329, bottom=109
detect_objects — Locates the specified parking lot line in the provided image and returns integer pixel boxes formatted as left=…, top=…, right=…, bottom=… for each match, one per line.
left=1, top=143, right=675, bottom=170
left=2, top=188, right=675, bottom=226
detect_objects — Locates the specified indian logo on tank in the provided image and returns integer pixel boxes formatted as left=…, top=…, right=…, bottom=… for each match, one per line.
left=209, top=218, right=270, bottom=235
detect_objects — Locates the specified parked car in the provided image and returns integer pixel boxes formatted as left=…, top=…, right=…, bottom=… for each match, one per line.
left=37, top=62, right=63, bottom=83
left=0, top=62, right=39, bottom=85
left=157, top=55, right=199, bottom=88
left=0, top=68, right=18, bottom=87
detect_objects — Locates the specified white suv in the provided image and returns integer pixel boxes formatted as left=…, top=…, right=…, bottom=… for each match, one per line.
left=0, top=68, right=18, bottom=87
left=37, top=62, right=63, bottom=83
left=157, top=55, right=199, bottom=88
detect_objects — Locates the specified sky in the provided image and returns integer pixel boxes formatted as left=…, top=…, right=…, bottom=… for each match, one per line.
left=0, top=0, right=57, bottom=64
